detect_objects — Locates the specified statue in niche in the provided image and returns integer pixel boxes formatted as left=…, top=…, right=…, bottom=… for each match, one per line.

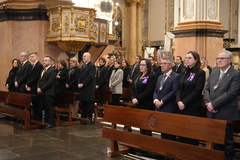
left=144, top=42, right=155, bottom=58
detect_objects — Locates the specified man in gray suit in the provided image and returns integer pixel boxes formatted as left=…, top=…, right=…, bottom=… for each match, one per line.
left=204, top=50, right=240, bottom=160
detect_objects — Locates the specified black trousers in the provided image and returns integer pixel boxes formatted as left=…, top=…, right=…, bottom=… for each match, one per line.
left=111, top=94, right=121, bottom=106
left=32, top=94, right=42, bottom=121
left=214, top=123, right=235, bottom=160
left=140, top=129, right=152, bottom=136
left=81, top=101, right=94, bottom=120
left=41, top=95, right=54, bottom=124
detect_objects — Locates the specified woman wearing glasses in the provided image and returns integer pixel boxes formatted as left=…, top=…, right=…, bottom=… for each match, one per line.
left=176, top=51, right=205, bottom=145
left=131, top=59, right=157, bottom=136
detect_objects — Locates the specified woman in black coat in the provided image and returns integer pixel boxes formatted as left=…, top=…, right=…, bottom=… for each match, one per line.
left=66, top=58, right=80, bottom=116
left=55, top=60, right=69, bottom=91
left=176, top=51, right=205, bottom=145
left=5, top=59, right=21, bottom=92
left=121, top=60, right=131, bottom=89
left=132, top=59, right=157, bottom=136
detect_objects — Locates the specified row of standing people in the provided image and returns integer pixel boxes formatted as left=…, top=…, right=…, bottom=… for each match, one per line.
left=124, top=50, right=239, bottom=160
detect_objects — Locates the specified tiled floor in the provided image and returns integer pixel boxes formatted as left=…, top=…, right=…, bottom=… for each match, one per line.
left=0, top=117, right=131, bottom=160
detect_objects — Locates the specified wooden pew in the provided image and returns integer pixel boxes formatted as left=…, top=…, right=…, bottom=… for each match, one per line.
left=93, top=90, right=112, bottom=122
left=54, top=91, right=88, bottom=126
left=0, top=90, right=36, bottom=130
left=102, top=105, right=227, bottom=160
left=120, top=88, right=134, bottom=108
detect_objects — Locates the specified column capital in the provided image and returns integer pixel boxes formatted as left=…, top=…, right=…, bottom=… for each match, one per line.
left=138, top=0, right=145, bottom=7
left=126, top=0, right=139, bottom=6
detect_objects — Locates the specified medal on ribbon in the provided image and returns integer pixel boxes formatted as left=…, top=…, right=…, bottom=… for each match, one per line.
left=187, top=73, right=195, bottom=81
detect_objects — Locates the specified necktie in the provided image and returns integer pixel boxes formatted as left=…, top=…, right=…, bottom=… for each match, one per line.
left=176, top=65, right=179, bottom=72
left=131, top=63, right=137, bottom=77
left=159, top=74, right=167, bottom=91
left=214, top=72, right=225, bottom=89
left=41, top=69, right=47, bottom=79
left=218, top=72, right=225, bottom=83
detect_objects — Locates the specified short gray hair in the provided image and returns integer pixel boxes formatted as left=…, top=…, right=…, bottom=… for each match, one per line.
left=161, top=58, right=173, bottom=64
left=219, top=50, right=232, bottom=59
left=21, top=51, right=29, bottom=58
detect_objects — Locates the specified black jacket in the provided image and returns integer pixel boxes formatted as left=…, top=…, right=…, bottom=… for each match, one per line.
left=55, top=67, right=69, bottom=91
left=96, top=65, right=108, bottom=90
left=6, top=67, right=18, bottom=92
left=66, top=67, right=80, bottom=92
left=38, top=67, right=57, bottom=96
left=27, top=61, right=43, bottom=94
left=14, top=61, right=32, bottom=93
left=132, top=72, right=156, bottom=110
left=78, top=61, right=96, bottom=101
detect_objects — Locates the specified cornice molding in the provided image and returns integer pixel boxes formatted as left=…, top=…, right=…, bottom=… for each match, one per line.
left=171, top=29, right=228, bottom=38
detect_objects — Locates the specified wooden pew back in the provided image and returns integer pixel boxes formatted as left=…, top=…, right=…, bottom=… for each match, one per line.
left=102, top=105, right=227, bottom=160
left=95, top=90, right=112, bottom=104
left=94, top=90, right=112, bottom=122
left=0, top=91, right=34, bottom=130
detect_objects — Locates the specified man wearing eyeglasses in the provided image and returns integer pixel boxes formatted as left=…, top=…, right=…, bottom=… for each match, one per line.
left=153, top=58, right=180, bottom=140
left=204, top=50, right=240, bottom=160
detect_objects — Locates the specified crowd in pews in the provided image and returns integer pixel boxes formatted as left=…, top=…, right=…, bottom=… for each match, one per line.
left=4, top=50, right=240, bottom=159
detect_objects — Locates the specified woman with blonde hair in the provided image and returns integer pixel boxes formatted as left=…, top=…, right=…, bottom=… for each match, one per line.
left=200, top=58, right=209, bottom=84
left=66, top=57, right=80, bottom=116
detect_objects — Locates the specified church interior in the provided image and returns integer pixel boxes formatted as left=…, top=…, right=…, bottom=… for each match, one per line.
left=0, top=0, right=240, bottom=159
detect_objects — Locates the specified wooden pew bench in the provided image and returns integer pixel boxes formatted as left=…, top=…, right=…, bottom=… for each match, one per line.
left=102, top=105, right=228, bottom=160
left=94, top=90, right=112, bottom=122
left=120, top=88, right=134, bottom=108
left=54, top=91, right=88, bottom=126
left=0, top=90, right=36, bottom=130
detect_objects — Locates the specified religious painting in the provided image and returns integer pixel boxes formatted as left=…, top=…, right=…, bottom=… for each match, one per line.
left=100, top=1, right=112, bottom=13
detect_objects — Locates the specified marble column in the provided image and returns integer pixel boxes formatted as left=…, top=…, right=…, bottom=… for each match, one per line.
left=172, top=0, right=227, bottom=67
left=137, top=0, right=145, bottom=57
left=127, top=0, right=139, bottom=65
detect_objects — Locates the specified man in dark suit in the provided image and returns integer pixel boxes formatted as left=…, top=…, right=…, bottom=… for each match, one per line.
left=96, top=57, right=108, bottom=90
left=26, top=52, right=43, bottom=120
left=37, top=56, right=57, bottom=128
left=153, top=58, right=179, bottom=140
left=204, top=50, right=240, bottom=160
left=78, top=52, right=96, bottom=123
left=149, top=56, right=161, bottom=77
left=14, top=51, right=32, bottom=93
left=127, top=55, right=141, bottom=84
left=172, top=56, right=184, bottom=74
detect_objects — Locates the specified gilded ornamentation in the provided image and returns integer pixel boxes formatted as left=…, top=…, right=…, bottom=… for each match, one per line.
left=75, top=16, right=87, bottom=32
left=64, top=15, right=70, bottom=34
left=148, top=113, right=159, bottom=129
left=100, top=24, right=106, bottom=42
left=52, top=17, right=60, bottom=32
left=90, top=23, right=98, bottom=40
left=47, top=6, right=108, bottom=52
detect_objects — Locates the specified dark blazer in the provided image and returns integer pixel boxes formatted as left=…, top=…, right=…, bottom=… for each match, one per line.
left=153, top=71, right=180, bottom=113
left=38, top=67, right=56, bottom=96
left=14, top=61, right=32, bottom=93
left=172, top=64, right=185, bottom=75
left=152, top=64, right=161, bottom=77
left=132, top=72, right=156, bottom=110
left=204, top=67, right=240, bottom=121
left=78, top=61, right=96, bottom=101
left=66, top=67, right=80, bottom=92
left=176, top=68, right=205, bottom=116
left=6, top=67, right=18, bottom=92
left=26, top=61, right=43, bottom=94
left=127, top=63, right=140, bottom=83
left=96, top=65, right=108, bottom=90
left=55, top=67, right=69, bottom=91
left=122, top=66, right=131, bottom=88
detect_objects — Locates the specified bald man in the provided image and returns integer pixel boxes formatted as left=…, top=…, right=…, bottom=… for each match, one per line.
left=78, top=52, right=96, bottom=124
